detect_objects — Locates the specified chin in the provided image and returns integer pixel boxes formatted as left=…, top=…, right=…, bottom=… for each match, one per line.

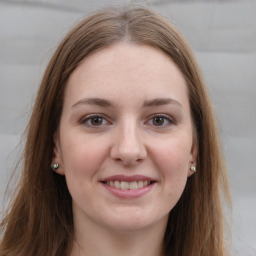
left=103, top=210, right=169, bottom=233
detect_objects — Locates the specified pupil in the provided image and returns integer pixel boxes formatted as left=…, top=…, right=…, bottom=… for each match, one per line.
left=153, top=117, right=164, bottom=126
left=92, top=117, right=102, bottom=126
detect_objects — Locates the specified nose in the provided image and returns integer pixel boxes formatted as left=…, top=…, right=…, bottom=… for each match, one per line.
left=110, top=122, right=147, bottom=166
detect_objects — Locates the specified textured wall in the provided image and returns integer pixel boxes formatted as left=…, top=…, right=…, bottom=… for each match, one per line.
left=0, top=0, right=256, bottom=254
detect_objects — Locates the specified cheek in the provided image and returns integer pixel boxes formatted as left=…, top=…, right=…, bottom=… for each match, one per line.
left=60, top=135, right=110, bottom=204
left=60, top=133, right=109, bottom=180
left=152, top=136, right=192, bottom=183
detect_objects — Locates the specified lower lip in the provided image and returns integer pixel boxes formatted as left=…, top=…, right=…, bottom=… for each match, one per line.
left=101, top=182, right=155, bottom=199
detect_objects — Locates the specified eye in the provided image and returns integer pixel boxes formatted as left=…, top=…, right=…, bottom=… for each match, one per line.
left=80, top=115, right=110, bottom=127
left=147, top=114, right=174, bottom=127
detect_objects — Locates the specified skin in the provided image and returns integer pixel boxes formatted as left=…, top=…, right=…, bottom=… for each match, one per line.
left=53, top=43, right=197, bottom=256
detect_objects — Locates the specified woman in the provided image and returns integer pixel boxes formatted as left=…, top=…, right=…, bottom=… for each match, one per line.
left=0, top=5, right=230, bottom=256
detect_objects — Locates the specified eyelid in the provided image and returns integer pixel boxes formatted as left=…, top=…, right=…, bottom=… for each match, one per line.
left=79, top=114, right=111, bottom=127
left=146, top=114, right=175, bottom=127
left=79, top=113, right=175, bottom=128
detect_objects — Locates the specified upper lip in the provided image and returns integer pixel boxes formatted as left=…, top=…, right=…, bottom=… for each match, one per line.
left=101, top=175, right=156, bottom=182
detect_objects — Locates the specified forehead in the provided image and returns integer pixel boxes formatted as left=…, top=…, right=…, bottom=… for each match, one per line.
left=65, top=43, right=189, bottom=108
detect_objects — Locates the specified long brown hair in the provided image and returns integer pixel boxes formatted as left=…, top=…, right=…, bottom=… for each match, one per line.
left=0, top=5, right=230, bottom=256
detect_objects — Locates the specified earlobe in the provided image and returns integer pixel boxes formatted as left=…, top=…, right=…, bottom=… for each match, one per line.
left=52, top=133, right=65, bottom=175
left=51, top=163, right=65, bottom=175
left=187, top=141, right=198, bottom=177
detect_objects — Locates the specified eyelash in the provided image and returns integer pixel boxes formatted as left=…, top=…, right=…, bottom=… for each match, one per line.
left=80, top=114, right=111, bottom=128
left=79, top=114, right=175, bottom=128
left=147, top=114, right=175, bottom=127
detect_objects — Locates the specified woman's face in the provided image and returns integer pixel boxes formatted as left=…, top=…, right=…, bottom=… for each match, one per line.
left=53, top=43, right=197, bottom=233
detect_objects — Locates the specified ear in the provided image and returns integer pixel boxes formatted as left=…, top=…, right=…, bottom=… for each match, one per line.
left=52, top=132, right=65, bottom=175
left=187, top=140, right=198, bottom=177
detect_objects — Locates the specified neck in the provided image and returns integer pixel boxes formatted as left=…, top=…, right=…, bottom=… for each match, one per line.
left=69, top=214, right=167, bottom=256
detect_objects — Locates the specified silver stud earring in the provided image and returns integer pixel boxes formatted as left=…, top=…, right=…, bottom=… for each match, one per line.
left=190, top=166, right=196, bottom=172
left=51, top=163, right=59, bottom=170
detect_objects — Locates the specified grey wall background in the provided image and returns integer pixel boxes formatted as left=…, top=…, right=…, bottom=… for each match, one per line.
left=0, top=0, right=255, bottom=254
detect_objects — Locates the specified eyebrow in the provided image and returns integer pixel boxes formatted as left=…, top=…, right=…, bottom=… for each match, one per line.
left=72, top=98, right=114, bottom=108
left=142, top=98, right=182, bottom=108
left=72, top=97, right=182, bottom=109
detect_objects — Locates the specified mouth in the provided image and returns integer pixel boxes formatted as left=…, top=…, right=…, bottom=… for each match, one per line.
left=101, top=175, right=156, bottom=191
left=102, top=180, right=155, bottom=190
left=100, top=175, right=156, bottom=198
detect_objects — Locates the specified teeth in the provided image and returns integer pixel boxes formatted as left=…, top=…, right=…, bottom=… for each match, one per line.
left=138, top=180, right=144, bottom=188
left=120, top=181, right=129, bottom=189
left=129, top=181, right=138, bottom=190
left=114, top=180, right=120, bottom=189
left=106, top=180, right=151, bottom=190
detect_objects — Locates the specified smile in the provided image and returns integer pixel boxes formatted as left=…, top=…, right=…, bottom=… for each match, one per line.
left=104, top=180, right=152, bottom=190
left=101, top=175, right=156, bottom=198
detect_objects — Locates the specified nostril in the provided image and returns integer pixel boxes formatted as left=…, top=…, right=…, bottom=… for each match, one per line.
left=122, top=158, right=143, bottom=166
